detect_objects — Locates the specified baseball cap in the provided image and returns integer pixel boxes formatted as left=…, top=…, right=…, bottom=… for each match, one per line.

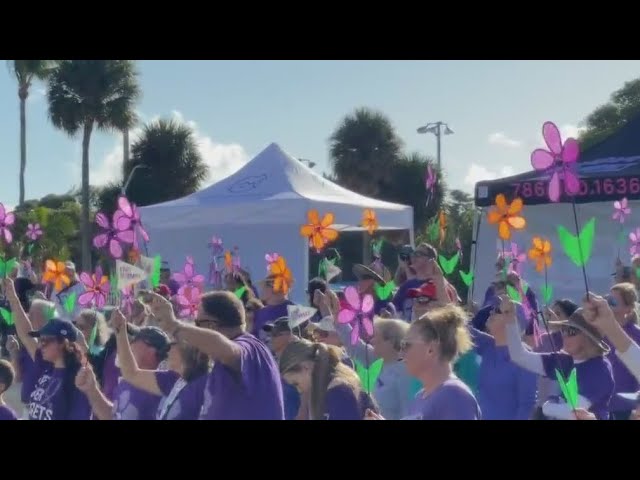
left=132, top=326, right=173, bottom=358
left=28, top=318, right=78, bottom=342
left=262, top=316, right=292, bottom=335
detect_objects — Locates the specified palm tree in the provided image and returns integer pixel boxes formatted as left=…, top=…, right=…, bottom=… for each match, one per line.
left=8, top=60, right=58, bottom=205
left=47, top=60, right=140, bottom=271
left=328, top=107, right=403, bottom=197
left=123, top=118, right=209, bottom=207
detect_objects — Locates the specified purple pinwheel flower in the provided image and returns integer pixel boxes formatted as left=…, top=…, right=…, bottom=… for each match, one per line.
left=630, top=228, right=640, bottom=256
left=509, top=242, right=526, bottom=275
left=93, top=212, right=133, bottom=259
left=613, top=198, right=631, bottom=224
left=425, top=164, right=436, bottom=190
left=531, top=121, right=580, bottom=202
left=173, top=256, right=205, bottom=289
left=176, top=287, right=201, bottom=320
left=0, top=203, right=15, bottom=244
left=455, top=237, right=463, bottom=259
left=26, top=223, right=43, bottom=242
left=337, top=286, right=375, bottom=345
left=209, top=236, right=224, bottom=256
left=113, top=196, right=150, bottom=250
left=265, top=253, right=279, bottom=271
left=78, top=266, right=110, bottom=309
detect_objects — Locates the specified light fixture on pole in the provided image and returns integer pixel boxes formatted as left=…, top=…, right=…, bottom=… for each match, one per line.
left=416, top=122, right=454, bottom=170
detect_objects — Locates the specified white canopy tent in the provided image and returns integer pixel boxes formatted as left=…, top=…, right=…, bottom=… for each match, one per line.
left=140, top=142, right=414, bottom=303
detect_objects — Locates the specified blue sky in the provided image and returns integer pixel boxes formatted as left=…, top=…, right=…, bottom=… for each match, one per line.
left=0, top=60, right=639, bottom=208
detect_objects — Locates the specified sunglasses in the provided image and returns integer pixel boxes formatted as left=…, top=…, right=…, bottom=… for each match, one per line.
left=561, top=326, right=580, bottom=337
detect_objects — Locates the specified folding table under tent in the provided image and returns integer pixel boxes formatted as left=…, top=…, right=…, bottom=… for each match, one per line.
left=140, top=142, right=414, bottom=304
left=472, top=115, right=640, bottom=305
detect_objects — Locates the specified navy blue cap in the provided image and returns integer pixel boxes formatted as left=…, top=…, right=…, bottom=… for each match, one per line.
left=28, top=318, right=78, bottom=342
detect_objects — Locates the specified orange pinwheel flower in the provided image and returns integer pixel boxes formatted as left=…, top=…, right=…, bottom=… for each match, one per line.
left=224, top=251, right=233, bottom=272
left=438, top=210, right=447, bottom=246
left=528, top=237, right=552, bottom=272
left=43, top=259, right=71, bottom=292
left=300, top=210, right=339, bottom=252
left=269, top=256, right=293, bottom=295
left=361, top=209, right=378, bottom=235
left=487, top=194, right=526, bottom=240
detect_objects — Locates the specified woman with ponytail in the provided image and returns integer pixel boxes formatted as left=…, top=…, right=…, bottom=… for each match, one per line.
left=367, top=304, right=481, bottom=420
left=279, top=338, right=378, bottom=420
left=3, top=278, right=91, bottom=420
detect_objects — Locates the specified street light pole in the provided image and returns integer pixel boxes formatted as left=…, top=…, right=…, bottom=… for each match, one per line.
left=417, top=122, right=453, bottom=170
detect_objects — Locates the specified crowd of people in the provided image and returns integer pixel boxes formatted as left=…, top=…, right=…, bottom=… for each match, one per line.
left=1, top=242, right=639, bottom=421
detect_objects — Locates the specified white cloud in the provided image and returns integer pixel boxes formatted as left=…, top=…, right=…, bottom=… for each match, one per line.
left=90, top=111, right=249, bottom=187
left=487, top=132, right=522, bottom=148
left=558, top=123, right=586, bottom=141
left=463, top=163, right=515, bottom=187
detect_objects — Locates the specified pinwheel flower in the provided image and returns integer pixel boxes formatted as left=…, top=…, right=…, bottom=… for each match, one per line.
left=265, top=253, right=279, bottom=271
left=43, top=260, right=71, bottom=292
left=528, top=237, right=553, bottom=273
left=438, top=210, right=447, bottom=245
left=0, top=203, right=15, bottom=244
left=425, top=164, right=436, bottom=190
left=177, top=287, right=201, bottom=320
left=173, top=256, right=205, bottom=288
left=26, top=223, right=43, bottom=242
left=300, top=210, right=339, bottom=252
left=338, top=286, right=374, bottom=345
left=94, top=212, right=133, bottom=259
left=630, top=228, right=640, bottom=256
left=269, top=256, right=293, bottom=295
left=487, top=194, right=526, bottom=240
left=530, top=121, right=580, bottom=202
left=113, top=196, right=150, bottom=249
left=361, top=209, right=378, bottom=235
left=209, top=236, right=224, bottom=256
left=613, top=198, right=631, bottom=224
left=79, top=266, right=110, bottom=309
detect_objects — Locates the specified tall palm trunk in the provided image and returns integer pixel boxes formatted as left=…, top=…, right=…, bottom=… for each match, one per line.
left=81, top=122, right=93, bottom=271
left=18, top=85, right=28, bottom=205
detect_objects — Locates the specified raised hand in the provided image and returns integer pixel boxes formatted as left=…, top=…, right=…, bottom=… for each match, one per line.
left=582, top=293, right=617, bottom=334
left=6, top=335, right=19, bottom=356
left=2, top=277, right=18, bottom=303
left=75, top=365, right=98, bottom=394
left=497, top=295, right=516, bottom=323
left=364, top=409, right=384, bottom=420
left=573, top=408, right=597, bottom=420
left=145, top=291, right=178, bottom=333
left=111, top=308, right=127, bottom=333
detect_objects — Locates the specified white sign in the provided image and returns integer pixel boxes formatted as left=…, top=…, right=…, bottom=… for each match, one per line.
left=116, top=260, right=147, bottom=290
left=287, top=305, right=317, bottom=329
left=139, top=256, right=156, bottom=280
left=325, top=263, right=342, bottom=282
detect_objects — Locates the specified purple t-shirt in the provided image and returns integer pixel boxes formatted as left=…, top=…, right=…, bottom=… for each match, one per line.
left=27, top=350, right=91, bottom=421
left=322, top=383, right=376, bottom=420
left=18, top=347, right=37, bottom=403
left=0, top=404, right=18, bottom=420
left=112, top=378, right=162, bottom=420
left=199, top=333, right=284, bottom=420
left=251, top=300, right=295, bottom=343
left=403, top=377, right=481, bottom=420
left=607, top=322, right=640, bottom=411
left=155, top=370, right=207, bottom=420
left=392, top=278, right=426, bottom=321
left=541, top=352, right=614, bottom=420
left=101, top=351, right=120, bottom=402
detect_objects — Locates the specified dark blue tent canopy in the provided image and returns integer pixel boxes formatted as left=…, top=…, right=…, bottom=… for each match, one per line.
left=474, top=116, right=640, bottom=207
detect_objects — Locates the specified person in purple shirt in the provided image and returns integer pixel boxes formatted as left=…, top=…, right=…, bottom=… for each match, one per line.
left=469, top=310, right=537, bottom=420
left=603, top=283, right=640, bottom=419
left=0, top=359, right=18, bottom=420
left=252, top=272, right=296, bottom=343
left=106, top=308, right=209, bottom=420
left=4, top=278, right=91, bottom=421
left=279, top=338, right=378, bottom=420
left=144, top=289, right=284, bottom=420
left=76, top=326, right=172, bottom=420
left=367, top=304, right=481, bottom=420
left=503, top=296, right=614, bottom=420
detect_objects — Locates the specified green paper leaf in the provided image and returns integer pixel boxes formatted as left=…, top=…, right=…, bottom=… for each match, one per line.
left=506, top=285, right=521, bottom=302
left=355, top=358, right=384, bottom=394
left=428, top=221, right=439, bottom=243
left=371, top=238, right=384, bottom=257
left=151, top=255, right=162, bottom=288
left=636, top=268, right=640, bottom=280
left=374, top=280, right=395, bottom=301
left=555, top=368, right=579, bottom=409
left=110, top=273, right=118, bottom=293
left=438, top=252, right=460, bottom=275
left=557, top=218, right=596, bottom=267
left=88, top=322, right=98, bottom=349
left=541, top=284, right=554, bottom=304
left=44, top=305, right=57, bottom=322
left=459, top=270, right=474, bottom=287
left=64, top=292, right=77, bottom=314
left=234, top=286, right=248, bottom=299
left=27, top=243, right=35, bottom=255
left=0, top=308, right=14, bottom=326
left=0, top=257, right=17, bottom=278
